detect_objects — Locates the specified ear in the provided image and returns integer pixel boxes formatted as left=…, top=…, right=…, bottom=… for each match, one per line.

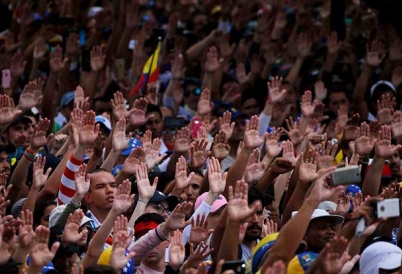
left=84, top=192, right=92, bottom=204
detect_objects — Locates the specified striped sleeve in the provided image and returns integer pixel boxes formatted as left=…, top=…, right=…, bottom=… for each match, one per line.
left=57, top=155, right=83, bottom=205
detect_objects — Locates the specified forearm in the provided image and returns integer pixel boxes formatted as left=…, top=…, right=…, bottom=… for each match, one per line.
left=284, top=57, right=304, bottom=85
left=55, top=200, right=81, bottom=227
left=42, top=72, right=58, bottom=120
left=186, top=35, right=214, bottom=61
left=203, top=70, right=223, bottom=101
left=217, top=218, right=240, bottom=262
left=224, top=148, right=253, bottom=198
left=282, top=182, right=310, bottom=226
left=116, top=27, right=136, bottom=59
left=257, top=168, right=280, bottom=194
left=85, top=71, right=100, bottom=109
left=262, top=197, right=318, bottom=270
left=272, top=173, right=291, bottom=214
left=29, top=59, right=40, bottom=81
left=86, top=153, right=102, bottom=174
left=55, top=138, right=71, bottom=157
left=83, top=210, right=120, bottom=267
left=353, top=65, right=373, bottom=101
left=210, top=208, right=229, bottom=259
left=101, top=149, right=119, bottom=171
left=8, top=149, right=34, bottom=205
left=22, top=187, right=41, bottom=213
left=362, top=156, right=384, bottom=198
left=167, top=152, right=182, bottom=175
left=128, top=200, right=148, bottom=228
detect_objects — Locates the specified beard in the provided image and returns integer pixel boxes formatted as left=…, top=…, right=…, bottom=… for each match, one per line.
left=244, top=224, right=262, bottom=241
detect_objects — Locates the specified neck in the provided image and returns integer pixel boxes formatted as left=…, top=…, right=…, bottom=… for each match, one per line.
left=228, top=140, right=240, bottom=157
left=88, top=206, right=110, bottom=224
left=242, top=239, right=257, bottom=251
left=142, top=258, right=166, bottom=272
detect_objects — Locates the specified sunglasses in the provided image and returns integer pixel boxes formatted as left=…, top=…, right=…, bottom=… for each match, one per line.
left=184, top=88, right=201, bottom=97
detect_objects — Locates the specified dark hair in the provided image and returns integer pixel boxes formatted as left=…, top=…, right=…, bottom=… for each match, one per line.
left=89, top=168, right=114, bottom=189
left=134, top=213, right=165, bottom=227
left=248, top=185, right=270, bottom=207
left=146, top=104, right=163, bottom=117
left=84, top=265, right=115, bottom=274
left=33, top=200, right=57, bottom=227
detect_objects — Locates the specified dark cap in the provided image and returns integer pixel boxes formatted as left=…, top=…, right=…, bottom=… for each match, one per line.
left=26, top=154, right=61, bottom=187
left=149, top=191, right=179, bottom=211
left=3, top=115, right=32, bottom=132
left=231, top=109, right=248, bottom=121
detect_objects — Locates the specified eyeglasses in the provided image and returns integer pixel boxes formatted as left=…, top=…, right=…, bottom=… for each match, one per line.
left=184, top=88, right=201, bottom=97
left=150, top=203, right=171, bottom=215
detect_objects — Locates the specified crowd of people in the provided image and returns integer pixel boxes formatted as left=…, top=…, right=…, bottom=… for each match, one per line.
left=0, top=0, right=402, bottom=273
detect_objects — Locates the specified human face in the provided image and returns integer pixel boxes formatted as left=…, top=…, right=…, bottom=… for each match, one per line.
left=183, top=83, right=200, bottom=110
left=40, top=204, right=56, bottom=227
left=185, top=174, right=202, bottom=204
left=86, top=172, right=117, bottom=211
left=244, top=207, right=264, bottom=241
left=143, top=241, right=169, bottom=265
left=390, top=151, right=401, bottom=178
left=145, top=112, right=164, bottom=139
left=231, top=118, right=247, bottom=141
left=304, top=218, right=336, bottom=253
left=4, top=121, right=31, bottom=145
left=328, top=92, right=349, bottom=114
left=94, top=100, right=113, bottom=116
left=145, top=201, right=170, bottom=219
left=77, top=226, right=88, bottom=246
left=193, top=14, right=207, bottom=35
left=53, top=252, right=80, bottom=274
left=207, top=205, right=226, bottom=230
left=0, top=151, right=10, bottom=176
left=241, top=98, right=260, bottom=117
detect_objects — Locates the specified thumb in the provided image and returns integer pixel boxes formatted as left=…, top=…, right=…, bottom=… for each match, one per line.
left=50, top=241, right=60, bottom=255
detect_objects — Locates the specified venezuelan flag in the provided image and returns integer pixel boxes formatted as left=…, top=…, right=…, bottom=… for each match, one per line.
left=129, top=41, right=161, bottom=96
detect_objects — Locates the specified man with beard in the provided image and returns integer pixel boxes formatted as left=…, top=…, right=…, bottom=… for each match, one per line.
left=0, top=143, right=14, bottom=176
left=239, top=186, right=270, bottom=261
left=389, top=151, right=402, bottom=181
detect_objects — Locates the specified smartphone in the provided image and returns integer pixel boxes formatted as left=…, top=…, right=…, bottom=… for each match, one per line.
left=221, top=260, right=246, bottom=274
left=191, top=116, right=203, bottom=139
left=164, top=116, right=185, bottom=129
left=331, top=166, right=361, bottom=186
left=114, top=59, right=125, bottom=81
left=2, top=69, right=10, bottom=89
left=79, top=29, right=86, bottom=47
left=374, top=198, right=401, bottom=218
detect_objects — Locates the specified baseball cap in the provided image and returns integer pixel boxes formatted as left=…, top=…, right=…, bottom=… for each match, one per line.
left=148, top=191, right=179, bottom=211
left=291, top=209, right=344, bottom=226
left=121, top=138, right=142, bottom=156
left=98, top=247, right=134, bottom=274
left=60, top=91, right=74, bottom=108
left=194, top=192, right=228, bottom=213
left=317, top=201, right=337, bottom=213
left=287, top=252, right=318, bottom=274
left=370, top=80, right=395, bottom=99
left=11, top=198, right=27, bottom=218
left=2, top=115, right=32, bottom=132
left=49, top=205, right=92, bottom=228
left=26, top=154, right=61, bottom=187
left=95, top=115, right=112, bottom=133
left=360, top=241, right=402, bottom=274
left=231, top=109, right=248, bottom=121
left=212, top=100, right=232, bottom=116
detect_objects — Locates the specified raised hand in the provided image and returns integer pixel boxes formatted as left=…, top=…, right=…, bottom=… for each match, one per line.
left=244, top=149, right=265, bottom=184
left=228, top=180, right=261, bottom=223
left=366, top=40, right=385, bottom=67
left=218, top=111, right=235, bottom=140
left=392, top=66, right=402, bottom=88
left=343, top=113, right=360, bottom=141
left=66, top=33, right=81, bottom=58
left=112, top=179, right=135, bottom=214
left=0, top=95, right=22, bottom=125
left=141, top=130, right=152, bottom=153
left=18, top=210, right=35, bottom=249
left=93, top=133, right=105, bottom=157
left=317, top=141, right=338, bottom=170
left=354, top=122, right=375, bottom=156
left=208, top=157, right=227, bottom=195
left=113, top=118, right=131, bottom=152
left=90, top=45, right=105, bottom=72
left=169, top=230, right=185, bottom=271
left=109, top=216, right=135, bottom=271
left=337, top=105, right=348, bottom=128
left=309, top=166, right=342, bottom=203
left=284, top=117, right=304, bottom=145
left=32, top=156, right=52, bottom=190
left=33, top=37, right=47, bottom=60
left=377, top=93, right=395, bottom=125
left=175, top=156, right=195, bottom=191
left=30, top=118, right=51, bottom=151
left=174, top=127, right=190, bottom=153
left=135, top=163, right=158, bottom=201
left=19, top=81, right=42, bottom=111
left=375, top=125, right=401, bottom=158
left=29, top=226, right=60, bottom=270
left=301, top=90, right=315, bottom=117
left=62, top=209, right=87, bottom=246
left=49, top=45, right=68, bottom=73
left=236, top=63, right=252, bottom=84
left=389, top=38, right=402, bottom=61
left=145, top=138, right=166, bottom=169
left=314, top=80, right=327, bottom=102
left=188, top=139, right=208, bottom=169
left=190, top=213, right=214, bottom=246
left=165, top=202, right=193, bottom=231
left=336, top=192, right=351, bottom=216
left=111, top=91, right=130, bottom=120
left=74, top=86, right=88, bottom=111
left=204, top=46, right=223, bottom=73
left=299, top=149, right=319, bottom=184
left=211, top=131, right=230, bottom=161
left=267, top=76, right=286, bottom=103
left=10, top=50, right=27, bottom=78
left=327, top=31, right=342, bottom=55
left=298, top=33, right=312, bottom=58
left=392, top=111, right=402, bottom=138
left=122, top=147, right=145, bottom=175
left=197, top=88, right=213, bottom=116
left=269, top=158, right=295, bottom=175
left=171, top=53, right=185, bottom=80
left=322, top=237, right=351, bottom=274
left=264, top=129, right=283, bottom=158
left=74, top=164, right=90, bottom=199
left=282, top=140, right=298, bottom=165
left=261, top=218, right=278, bottom=238
left=219, top=34, right=236, bottom=60
left=129, top=98, right=151, bottom=127
left=244, top=116, right=264, bottom=149
left=79, top=111, right=100, bottom=147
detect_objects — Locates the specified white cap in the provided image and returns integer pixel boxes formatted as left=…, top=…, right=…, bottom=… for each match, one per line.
left=291, top=209, right=344, bottom=226
left=49, top=205, right=92, bottom=228
left=360, top=242, right=402, bottom=274
left=317, top=201, right=337, bottom=213
left=95, top=115, right=112, bottom=132
left=87, top=6, right=104, bottom=18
